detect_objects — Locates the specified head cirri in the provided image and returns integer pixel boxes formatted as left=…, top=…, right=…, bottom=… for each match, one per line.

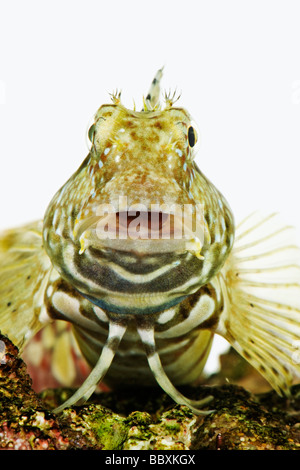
left=43, top=69, right=234, bottom=316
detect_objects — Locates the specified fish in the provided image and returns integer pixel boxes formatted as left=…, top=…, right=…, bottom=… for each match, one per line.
left=1, top=68, right=300, bottom=415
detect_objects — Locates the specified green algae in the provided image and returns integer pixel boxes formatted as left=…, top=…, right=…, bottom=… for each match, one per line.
left=86, top=406, right=129, bottom=450
left=1, top=333, right=300, bottom=450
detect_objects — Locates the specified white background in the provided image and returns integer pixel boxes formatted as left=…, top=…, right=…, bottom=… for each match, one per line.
left=0, top=0, right=300, bottom=373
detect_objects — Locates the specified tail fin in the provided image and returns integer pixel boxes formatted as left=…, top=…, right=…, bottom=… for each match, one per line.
left=217, top=212, right=300, bottom=396
left=0, top=221, right=53, bottom=349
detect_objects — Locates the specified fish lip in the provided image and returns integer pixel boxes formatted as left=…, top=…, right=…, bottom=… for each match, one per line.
left=85, top=237, right=200, bottom=256
left=73, top=209, right=206, bottom=258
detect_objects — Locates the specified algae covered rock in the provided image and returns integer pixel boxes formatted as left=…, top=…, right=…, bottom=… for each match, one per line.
left=0, top=333, right=300, bottom=450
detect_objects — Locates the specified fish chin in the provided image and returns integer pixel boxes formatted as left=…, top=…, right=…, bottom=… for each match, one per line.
left=80, top=291, right=189, bottom=315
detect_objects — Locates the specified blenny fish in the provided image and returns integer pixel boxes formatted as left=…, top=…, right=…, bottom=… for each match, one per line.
left=1, top=69, right=300, bottom=415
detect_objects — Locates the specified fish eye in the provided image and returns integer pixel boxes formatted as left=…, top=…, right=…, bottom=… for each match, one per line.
left=86, top=117, right=96, bottom=150
left=88, top=124, right=96, bottom=143
left=86, top=115, right=107, bottom=150
left=188, top=126, right=197, bottom=147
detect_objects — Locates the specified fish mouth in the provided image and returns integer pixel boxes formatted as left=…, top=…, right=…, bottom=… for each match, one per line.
left=73, top=206, right=208, bottom=259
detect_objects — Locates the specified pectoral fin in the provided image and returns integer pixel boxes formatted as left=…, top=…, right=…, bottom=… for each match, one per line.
left=216, top=212, right=300, bottom=395
left=0, top=221, right=53, bottom=349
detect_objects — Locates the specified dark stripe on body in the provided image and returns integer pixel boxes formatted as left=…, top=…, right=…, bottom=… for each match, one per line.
left=73, top=249, right=204, bottom=294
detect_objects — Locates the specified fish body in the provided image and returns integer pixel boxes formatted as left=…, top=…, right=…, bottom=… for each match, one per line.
left=1, top=70, right=300, bottom=414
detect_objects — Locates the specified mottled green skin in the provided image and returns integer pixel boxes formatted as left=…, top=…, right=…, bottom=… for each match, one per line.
left=43, top=102, right=234, bottom=313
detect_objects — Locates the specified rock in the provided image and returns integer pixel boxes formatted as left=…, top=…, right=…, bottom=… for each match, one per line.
left=0, top=333, right=68, bottom=450
left=0, top=333, right=299, bottom=450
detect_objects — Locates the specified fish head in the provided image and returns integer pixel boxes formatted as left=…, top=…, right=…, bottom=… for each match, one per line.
left=43, top=89, right=234, bottom=314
